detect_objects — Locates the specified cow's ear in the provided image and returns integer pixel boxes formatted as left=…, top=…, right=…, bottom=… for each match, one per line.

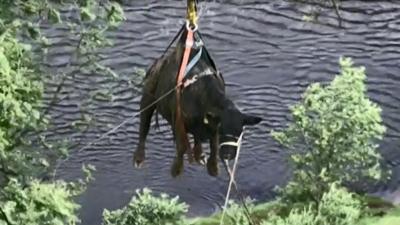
left=243, top=114, right=262, bottom=126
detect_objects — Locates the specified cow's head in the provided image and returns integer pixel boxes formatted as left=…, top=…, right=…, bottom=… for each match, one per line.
left=214, top=99, right=262, bottom=160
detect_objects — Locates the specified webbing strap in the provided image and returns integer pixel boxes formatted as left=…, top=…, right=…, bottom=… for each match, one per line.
left=184, top=47, right=202, bottom=77
left=175, top=29, right=195, bottom=162
left=219, top=141, right=239, bottom=148
left=177, top=30, right=194, bottom=85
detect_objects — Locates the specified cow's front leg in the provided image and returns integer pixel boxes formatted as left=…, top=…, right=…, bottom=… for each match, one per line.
left=207, top=131, right=219, bottom=176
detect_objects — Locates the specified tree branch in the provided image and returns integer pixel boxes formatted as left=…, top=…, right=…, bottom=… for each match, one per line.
left=330, top=0, right=342, bottom=27
left=42, top=33, right=85, bottom=117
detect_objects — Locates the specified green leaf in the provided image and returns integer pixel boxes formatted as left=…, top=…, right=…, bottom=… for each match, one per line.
left=80, top=7, right=96, bottom=21
left=48, top=8, right=62, bottom=24
left=32, top=110, right=40, bottom=120
left=27, top=26, right=40, bottom=40
left=106, top=2, right=126, bottom=27
left=0, top=49, right=10, bottom=75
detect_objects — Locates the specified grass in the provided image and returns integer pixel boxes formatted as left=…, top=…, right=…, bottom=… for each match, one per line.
left=189, top=201, right=296, bottom=225
left=357, top=207, right=400, bottom=225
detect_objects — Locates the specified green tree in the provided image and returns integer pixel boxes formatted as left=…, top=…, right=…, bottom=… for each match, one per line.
left=0, top=0, right=125, bottom=181
left=0, top=0, right=125, bottom=224
left=272, top=57, right=386, bottom=204
left=0, top=20, right=44, bottom=179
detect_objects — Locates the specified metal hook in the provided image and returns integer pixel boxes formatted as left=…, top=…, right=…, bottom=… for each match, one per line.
left=186, top=20, right=198, bottom=32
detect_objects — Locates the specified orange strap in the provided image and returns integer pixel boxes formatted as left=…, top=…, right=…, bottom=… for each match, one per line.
left=177, top=30, right=194, bottom=86
left=175, top=29, right=195, bottom=162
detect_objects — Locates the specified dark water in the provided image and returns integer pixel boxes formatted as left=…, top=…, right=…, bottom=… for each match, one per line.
left=44, top=1, right=400, bottom=224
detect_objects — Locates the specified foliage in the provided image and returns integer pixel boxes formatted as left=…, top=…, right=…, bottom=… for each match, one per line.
left=0, top=0, right=126, bottom=181
left=263, top=206, right=316, bottom=225
left=191, top=184, right=365, bottom=225
left=0, top=21, right=44, bottom=178
left=191, top=195, right=399, bottom=225
left=293, top=0, right=342, bottom=26
left=272, top=57, right=386, bottom=203
left=0, top=0, right=125, bottom=224
left=357, top=207, right=400, bottom=225
left=317, top=183, right=363, bottom=225
left=0, top=179, right=80, bottom=225
left=219, top=200, right=256, bottom=225
left=102, top=188, right=188, bottom=225
left=0, top=163, right=94, bottom=225
left=262, top=183, right=362, bottom=225
left=190, top=201, right=279, bottom=225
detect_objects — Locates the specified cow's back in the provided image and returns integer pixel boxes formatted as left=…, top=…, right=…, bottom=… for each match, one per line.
left=142, top=45, right=183, bottom=125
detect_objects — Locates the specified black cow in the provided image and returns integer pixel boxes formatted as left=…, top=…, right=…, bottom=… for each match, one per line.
left=133, top=29, right=261, bottom=177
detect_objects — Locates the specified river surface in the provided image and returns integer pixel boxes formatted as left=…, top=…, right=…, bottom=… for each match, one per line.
left=44, top=1, right=400, bottom=224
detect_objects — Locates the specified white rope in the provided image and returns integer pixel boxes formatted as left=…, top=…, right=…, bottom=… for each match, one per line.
left=220, top=129, right=245, bottom=225
left=52, top=83, right=181, bottom=180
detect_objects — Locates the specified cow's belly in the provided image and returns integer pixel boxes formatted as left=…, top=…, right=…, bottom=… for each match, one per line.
left=185, top=118, right=214, bottom=142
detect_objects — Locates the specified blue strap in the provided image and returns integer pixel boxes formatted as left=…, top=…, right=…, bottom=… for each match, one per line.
left=184, top=47, right=203, bottom=78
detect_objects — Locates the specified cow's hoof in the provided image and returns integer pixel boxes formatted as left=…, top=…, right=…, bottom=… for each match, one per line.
left=171, top=158, right=183, bottom=177
left=133, top=150, right=145, bottom=168
left=134, top=161, right=142, bottom=168
left=207, top=159, right=219, bottom=176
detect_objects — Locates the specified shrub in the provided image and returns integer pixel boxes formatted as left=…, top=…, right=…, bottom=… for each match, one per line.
left=0, top=18, right=44, bottom=178
left=263, top=206, right=316, bottom=225
left=263, top=183, right=362, bottom=225
left=272, top=57, right=386, bottom=203
left=102, top=188, right=188, bottom=225
left=317, top=183, right=362, bottom=225
left=0, top=179, right=80, bottom=225
left=221, top=200, right=255, bottom=225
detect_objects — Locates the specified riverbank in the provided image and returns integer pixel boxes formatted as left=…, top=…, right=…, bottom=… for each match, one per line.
left=190, top=195, right=400, bottom=225
left=189, top=196, right=400, bottom=225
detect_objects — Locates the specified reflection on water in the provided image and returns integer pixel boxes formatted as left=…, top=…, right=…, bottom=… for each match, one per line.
left=43, top=1, right=400, bottom=224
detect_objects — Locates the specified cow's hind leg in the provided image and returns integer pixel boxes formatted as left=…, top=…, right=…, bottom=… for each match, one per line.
left=171, top=130, right=189, bottom=177
left=133, top=92, right=156, bottom=168
left=207, top=131, right=219, bottom=176
left=171, top=116, right=192, bottom=177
